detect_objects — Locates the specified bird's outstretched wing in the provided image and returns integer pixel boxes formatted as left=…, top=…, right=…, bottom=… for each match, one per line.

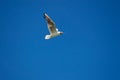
left=44, top=13, right=57, bottom=34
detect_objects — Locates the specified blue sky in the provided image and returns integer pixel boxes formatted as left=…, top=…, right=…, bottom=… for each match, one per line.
left=0, top=0, right=120, bottom=80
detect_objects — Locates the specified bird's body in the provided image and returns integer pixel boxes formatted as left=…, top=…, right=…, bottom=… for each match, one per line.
left=44, top=13, right=63, bottom=39
left=45, top=31, right=61, bottom=39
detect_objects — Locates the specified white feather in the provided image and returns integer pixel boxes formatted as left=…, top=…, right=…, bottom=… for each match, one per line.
left=45, top=35, right=51, bottom=39
left=56, top=28, right=58, bottom=31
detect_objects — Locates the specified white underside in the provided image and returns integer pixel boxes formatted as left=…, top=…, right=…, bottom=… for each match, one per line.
left=45, top=32, right=60, bottom=39
left=45, top=35, right=51, bottom=39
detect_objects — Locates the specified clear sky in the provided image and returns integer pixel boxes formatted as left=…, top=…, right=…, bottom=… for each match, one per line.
left=0, top=0, right=120, bottom=80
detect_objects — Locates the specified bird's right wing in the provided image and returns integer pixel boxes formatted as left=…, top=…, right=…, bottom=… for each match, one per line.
left=44, top=13, right=57, bottom=34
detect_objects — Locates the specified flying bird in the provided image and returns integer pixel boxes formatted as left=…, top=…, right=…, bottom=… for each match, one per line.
left=44, top=13, right=63, bottom=39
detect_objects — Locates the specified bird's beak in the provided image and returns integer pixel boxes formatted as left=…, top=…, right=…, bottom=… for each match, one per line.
left=60, top=32, right=63, bottom=35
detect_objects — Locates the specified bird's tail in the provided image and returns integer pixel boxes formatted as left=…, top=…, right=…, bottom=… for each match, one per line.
left=45, top=35, right=50, bottom=39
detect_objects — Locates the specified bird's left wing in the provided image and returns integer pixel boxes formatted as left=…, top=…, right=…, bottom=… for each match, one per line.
left=44, top=13, right=57, bottom=34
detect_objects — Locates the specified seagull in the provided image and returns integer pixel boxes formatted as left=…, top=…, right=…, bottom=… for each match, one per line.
left=44, top=13, right=63, bottom=39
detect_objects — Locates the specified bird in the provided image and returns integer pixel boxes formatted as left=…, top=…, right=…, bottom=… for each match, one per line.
left=43, top=13, right=63, bottom=39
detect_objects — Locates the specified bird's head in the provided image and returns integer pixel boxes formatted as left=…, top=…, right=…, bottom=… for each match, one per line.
left=60, top=32, right=63, bottom=35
